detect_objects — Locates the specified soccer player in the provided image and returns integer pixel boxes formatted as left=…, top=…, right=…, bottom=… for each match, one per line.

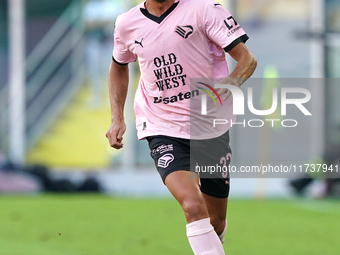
left=106, top=0, right=257, bottom=254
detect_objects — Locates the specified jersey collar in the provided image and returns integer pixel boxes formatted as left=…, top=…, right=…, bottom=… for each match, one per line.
left=140, top=1, right=179, bottom=24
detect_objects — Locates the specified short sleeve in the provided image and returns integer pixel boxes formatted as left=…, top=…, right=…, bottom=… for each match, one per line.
left=112, top=15, right=137, bottom=65
left=204, top=0, right=249, bottom=52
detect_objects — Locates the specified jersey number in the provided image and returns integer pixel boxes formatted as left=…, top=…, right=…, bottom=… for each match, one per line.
left=224, top=16, right=238, bottom=30
left=220, top=153, right=232, bottom=178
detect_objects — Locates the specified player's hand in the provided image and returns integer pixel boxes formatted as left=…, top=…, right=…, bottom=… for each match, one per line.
left=106, top=119, right=126, bottom=150
left=217, top=79, right=241, bottom=101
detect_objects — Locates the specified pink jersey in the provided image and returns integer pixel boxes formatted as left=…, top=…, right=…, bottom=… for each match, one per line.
left=113, top=0, right=248, bottom=140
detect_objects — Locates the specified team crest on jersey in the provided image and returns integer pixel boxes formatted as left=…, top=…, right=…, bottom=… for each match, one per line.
left=174, top=25, right=194, bottom=39
left=157, top=153, right=174, bottom=168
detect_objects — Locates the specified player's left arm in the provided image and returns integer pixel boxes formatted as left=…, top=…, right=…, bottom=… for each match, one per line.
left=219, top=42, right=257, bottom=100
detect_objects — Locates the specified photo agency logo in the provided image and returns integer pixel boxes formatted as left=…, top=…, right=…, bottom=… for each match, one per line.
left=199, top=84, right=312, bottom=128
left=197, top=82, right=222, bottom=113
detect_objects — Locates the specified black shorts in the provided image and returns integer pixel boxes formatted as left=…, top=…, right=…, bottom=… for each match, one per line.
left=146, top=131, right=232, bottom=198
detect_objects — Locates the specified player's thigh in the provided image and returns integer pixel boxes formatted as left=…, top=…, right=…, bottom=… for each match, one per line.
left=165, top=171, right=206, bottom=213
left=165, top=171, right=209, bottom=223
left=146, top=135, right=208, bottom=222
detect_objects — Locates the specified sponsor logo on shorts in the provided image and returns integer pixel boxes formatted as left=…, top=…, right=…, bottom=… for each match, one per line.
left=152, top=144, right=174, bottom=155
left=158, top=153, right=174, bottom=168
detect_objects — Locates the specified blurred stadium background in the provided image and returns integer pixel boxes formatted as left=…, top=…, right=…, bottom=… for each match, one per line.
left=0, top=0, right=339, bottom=254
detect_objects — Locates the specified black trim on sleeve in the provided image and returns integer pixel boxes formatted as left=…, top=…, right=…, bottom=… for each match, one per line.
left=223, top=34, right=249, bottom=52
left=112, top=56, right=128, bottom=66
left=140, top=1, right=179, bottom=24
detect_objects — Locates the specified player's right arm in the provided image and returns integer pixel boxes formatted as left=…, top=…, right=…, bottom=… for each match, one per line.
left=105, top=60, right=129, bottom=150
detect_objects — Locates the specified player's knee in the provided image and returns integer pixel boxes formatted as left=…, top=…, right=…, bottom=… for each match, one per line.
left=181, top=198, right=207, bottom=222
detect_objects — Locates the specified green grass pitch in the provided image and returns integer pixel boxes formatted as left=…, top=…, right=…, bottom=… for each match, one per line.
left=0, top=195, right=339, bottom=255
